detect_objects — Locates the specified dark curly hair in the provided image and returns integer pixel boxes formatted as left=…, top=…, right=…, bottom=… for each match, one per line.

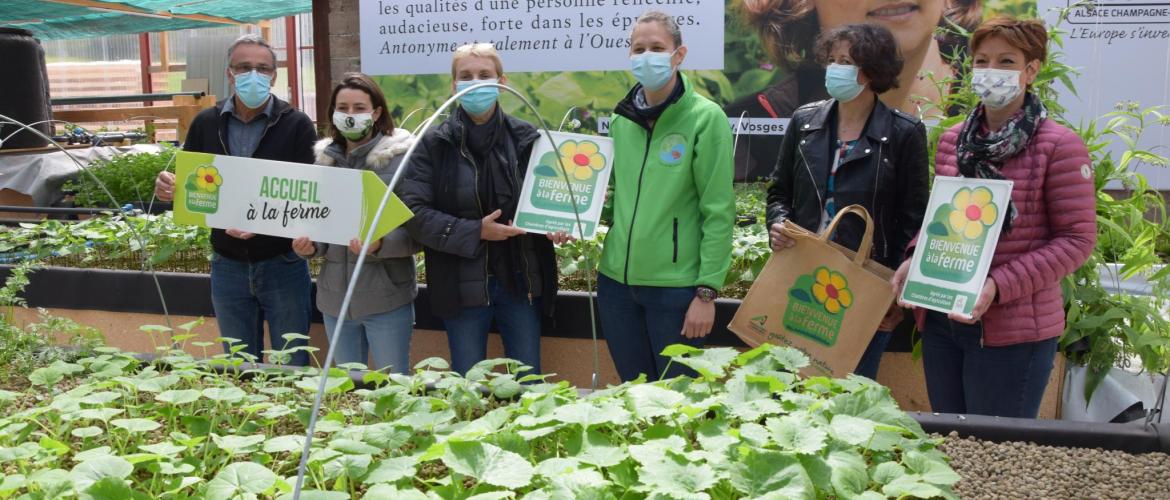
left=738, top=0, right=982, bottom=69
left=814, top=23, right=904, bottom=94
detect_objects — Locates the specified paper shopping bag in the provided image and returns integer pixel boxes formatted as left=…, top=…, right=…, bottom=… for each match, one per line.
left=729, top=205, right=895, bottom=378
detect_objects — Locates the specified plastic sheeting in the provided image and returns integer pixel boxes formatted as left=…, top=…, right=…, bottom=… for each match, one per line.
left=0, top=0, right=310, bottom=40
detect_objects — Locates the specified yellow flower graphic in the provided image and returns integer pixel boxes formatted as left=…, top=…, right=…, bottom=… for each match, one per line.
left=811, top=267, right=852, bottom=314
left=195, top=166, right=223, bottom=193
left=558, top=141, right=605, bottom=181
left=948, top=187, right=998, bottom=240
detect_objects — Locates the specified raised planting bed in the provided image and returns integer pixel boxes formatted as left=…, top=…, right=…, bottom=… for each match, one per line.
left=0, top=342, right=963, bottom=499
left=0, top=264, right=1071, bottom=418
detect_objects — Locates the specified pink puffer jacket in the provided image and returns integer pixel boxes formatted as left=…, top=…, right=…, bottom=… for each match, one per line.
left=914, top=118, right=1097, bottom=346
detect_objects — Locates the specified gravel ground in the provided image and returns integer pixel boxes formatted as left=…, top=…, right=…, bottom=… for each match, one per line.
left=940, top=431, right=1170, bottom=499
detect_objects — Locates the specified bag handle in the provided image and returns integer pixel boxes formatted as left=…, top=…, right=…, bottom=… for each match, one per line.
left=820, top=205, right=875, bottom=267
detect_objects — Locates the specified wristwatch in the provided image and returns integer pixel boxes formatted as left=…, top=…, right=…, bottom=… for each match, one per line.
left=696, top=286, right=718, bottom=303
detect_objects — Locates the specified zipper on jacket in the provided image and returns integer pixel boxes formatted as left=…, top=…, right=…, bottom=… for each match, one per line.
left=672, top=217, right=679, bottom=263
left=873, top=142, right=887, bottom=259
left=459, top=135, right=492, bottom=306
left=623, top=127, right=655, bottom=283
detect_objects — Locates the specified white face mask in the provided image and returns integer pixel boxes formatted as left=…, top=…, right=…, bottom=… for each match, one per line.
left=972, top=68, right=1023, bottom=110
left=332, top=111, right=374, bottom=140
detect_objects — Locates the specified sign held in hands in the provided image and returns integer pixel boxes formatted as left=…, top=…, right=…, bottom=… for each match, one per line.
left=514, top=132, right=614, bottom=239
left=173, top=151, right=413, bottom=246
left=900, top=177, right=1013, bottom=316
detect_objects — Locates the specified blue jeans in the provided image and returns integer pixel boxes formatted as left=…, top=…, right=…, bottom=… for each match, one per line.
left=442, top=276, right=542, bottom=375
left=854, top=330, right=893, bottom=380
left=210, top=251, right=311, bottom=366
left=323, top=303, right=414, bottom=373
left=921, top=311, right=1058, bottom=418
left=597, top=273, right=704, bottom=382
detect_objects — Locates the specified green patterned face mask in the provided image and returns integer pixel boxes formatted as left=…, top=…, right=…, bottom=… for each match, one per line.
left=332, top=111, right=374, bottom=140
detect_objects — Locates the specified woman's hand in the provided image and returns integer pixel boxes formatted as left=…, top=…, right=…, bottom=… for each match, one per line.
left=891, top=259, right=911, bottom=307
left=481, top=209, right=526, bottom=241
left=949, top=278, right=997, bottom=324
left=292, top=237, right=316, bottom=257
left=348, top=238, right=382, bottom=256
left=546, top=231, right=575, bottom=245
left=769, top=223, right=796, bottom=252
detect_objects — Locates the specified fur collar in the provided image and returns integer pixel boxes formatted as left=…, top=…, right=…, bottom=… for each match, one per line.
left=313, top=127, right=415, bottom=168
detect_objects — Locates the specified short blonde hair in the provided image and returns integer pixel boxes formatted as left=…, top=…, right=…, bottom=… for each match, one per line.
left=451, top=43, right=504, bottom=78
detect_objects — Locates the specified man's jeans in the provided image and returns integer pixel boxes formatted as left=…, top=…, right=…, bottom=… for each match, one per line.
left=210, top=251, right=311, bottom=366
left=598, top=274, right=704, bottom=382
left=443, top=276, right=542, bottom=376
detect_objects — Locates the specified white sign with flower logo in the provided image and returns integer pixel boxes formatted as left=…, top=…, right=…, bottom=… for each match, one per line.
left=900, top=177, right=1014, bottom=316
left=514, top=131, right=614, bottom=239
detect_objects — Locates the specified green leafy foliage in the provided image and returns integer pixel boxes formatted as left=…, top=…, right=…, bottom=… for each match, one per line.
left=0, top=322, right=960, bottom=498
left=63, top=144, right=177, bottom=207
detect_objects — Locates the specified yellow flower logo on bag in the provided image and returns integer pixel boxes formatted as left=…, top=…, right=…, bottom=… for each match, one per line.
left=947, top=187, right=998, bottom=240
left=184, top=164, right=221, bottom=214
left=811, top=267, right=853, bottom=314
left=783, top=266, right=850, bottom=346
left=195, top=166, right=223, bottom=193
left=558, top=141, right=605, bottom=181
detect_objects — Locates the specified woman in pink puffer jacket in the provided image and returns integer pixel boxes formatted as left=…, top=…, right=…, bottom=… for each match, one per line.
left=892, top=17, right=1096, bottom=418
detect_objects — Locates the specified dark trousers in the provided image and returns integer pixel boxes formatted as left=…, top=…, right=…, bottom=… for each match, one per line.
left=921, top=311, right=1057, bottom=418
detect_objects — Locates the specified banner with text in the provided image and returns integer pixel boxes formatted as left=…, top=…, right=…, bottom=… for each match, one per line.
left=900, top=177, right=1013, bottom=316
left=173, top=152, right=413, bottom=246
left=360, top=0, right=724, bottom=75
left=515, top=131, right=614, bottom=239
left=366, top=0, right=1038, bottom=181
left=1040, top=0, right=1170, bottom=189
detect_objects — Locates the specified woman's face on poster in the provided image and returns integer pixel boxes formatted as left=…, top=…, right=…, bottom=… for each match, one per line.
left=813, top=0, right=944, bottom=54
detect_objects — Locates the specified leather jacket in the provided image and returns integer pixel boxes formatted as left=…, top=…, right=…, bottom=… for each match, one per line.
left=765, top=98, right=929, bottom=268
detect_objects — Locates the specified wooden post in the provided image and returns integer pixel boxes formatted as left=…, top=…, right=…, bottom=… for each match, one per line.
left=312, top=0, right=332, bottom=131
left=285, top=16, right=300, bottom=109
left=138, top=33, right=153, bottom=96
left=159, top=32, right=171, bottom=73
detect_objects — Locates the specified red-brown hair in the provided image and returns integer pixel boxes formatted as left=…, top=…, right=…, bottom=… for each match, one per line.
left=970, top=17, right=1048, bottom=64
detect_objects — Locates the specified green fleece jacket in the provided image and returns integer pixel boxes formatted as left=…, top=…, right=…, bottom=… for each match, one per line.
left=599, top=74, right=734, bottom=290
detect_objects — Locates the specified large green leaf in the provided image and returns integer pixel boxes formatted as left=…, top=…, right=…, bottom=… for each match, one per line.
left=636, top=452, right=717, bottom=498
left=828, top=415, right=877, bottom=446
left=442, top=441, right=535, bottom=489
left=766, top=414, right=827, bottom=454
left=625, top=384, right=686, bottom=420
left=363, top=456, right=416, bottom=485
left=111, top=418, right=161, bottom=434
left=729, top=449, right=814, bottom=500
left=70, top=456, right=133, bottom=493
left=205, top=462, right=276, bottom=499
left=827, top=450, right=869, bottom=498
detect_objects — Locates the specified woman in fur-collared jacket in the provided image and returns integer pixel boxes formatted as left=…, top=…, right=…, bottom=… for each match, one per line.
left=292, top=73, right=420, bottom=373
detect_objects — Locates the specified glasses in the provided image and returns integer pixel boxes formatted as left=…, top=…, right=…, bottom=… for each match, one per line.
left=230, top=64, right=275, bottom=75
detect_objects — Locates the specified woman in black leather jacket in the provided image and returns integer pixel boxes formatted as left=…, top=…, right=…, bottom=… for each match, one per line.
left=766, top=23, right=929, bottom=380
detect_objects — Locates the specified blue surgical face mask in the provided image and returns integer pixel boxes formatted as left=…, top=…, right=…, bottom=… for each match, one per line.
left=455, top=79, right=500, bottom=115
left=630, top=50, right=676, bottom=91
left=825, top=63, right=865, bottom=103
left=233, top=70, right=271, bottom=109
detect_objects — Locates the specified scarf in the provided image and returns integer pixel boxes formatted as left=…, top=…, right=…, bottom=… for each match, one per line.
left=955, top=93, right=1047, bottom=233
left=460, top=109, right=527, bottom=295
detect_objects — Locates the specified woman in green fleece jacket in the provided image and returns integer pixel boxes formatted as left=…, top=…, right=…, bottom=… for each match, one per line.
left=598, top=11, right=735, bottom=382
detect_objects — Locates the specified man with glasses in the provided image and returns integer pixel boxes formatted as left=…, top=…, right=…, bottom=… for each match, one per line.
left=154, top=34, right=317, bottom=365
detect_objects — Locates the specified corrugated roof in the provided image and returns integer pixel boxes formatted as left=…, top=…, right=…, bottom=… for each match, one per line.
left=0, top=0, right=310, bottom=39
